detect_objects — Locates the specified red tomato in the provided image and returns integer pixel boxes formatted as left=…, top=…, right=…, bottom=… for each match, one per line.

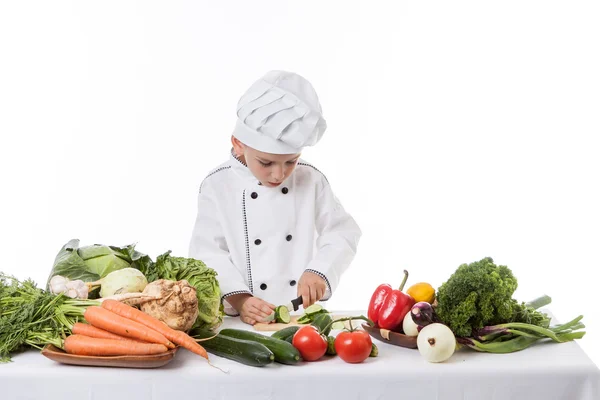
left=334, top=330, right=373, bottom=363
left=292, top=325, right=328, bottom=361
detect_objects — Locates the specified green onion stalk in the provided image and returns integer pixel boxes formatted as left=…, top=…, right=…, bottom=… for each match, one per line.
left=0, top=273, right=99, bottom=362
left=457, top=315, right=586, bottom=353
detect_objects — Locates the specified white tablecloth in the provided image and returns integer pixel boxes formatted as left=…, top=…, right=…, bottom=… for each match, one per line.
left=1, top=310, right=599, bottom=400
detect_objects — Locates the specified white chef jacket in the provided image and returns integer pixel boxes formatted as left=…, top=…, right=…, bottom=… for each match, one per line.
left=188, top=150, right=361, bottom=315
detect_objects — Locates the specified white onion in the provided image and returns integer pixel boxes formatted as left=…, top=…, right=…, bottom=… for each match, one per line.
left=402, top=311, right=419, bottom=337
left=417, top=323, right=456, bottom=363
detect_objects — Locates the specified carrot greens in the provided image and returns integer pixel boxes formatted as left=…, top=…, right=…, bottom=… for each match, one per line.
left=0, top=273, right=98, bottom=362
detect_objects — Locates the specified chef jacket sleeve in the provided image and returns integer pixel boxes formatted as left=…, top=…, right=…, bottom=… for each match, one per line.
left=188, top=183, right=252, bottom=314
left=304, top=177, right=362, bottom=301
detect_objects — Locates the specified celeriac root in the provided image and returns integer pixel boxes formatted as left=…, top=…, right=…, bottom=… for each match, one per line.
left=98, top=293, right=162, bottom=306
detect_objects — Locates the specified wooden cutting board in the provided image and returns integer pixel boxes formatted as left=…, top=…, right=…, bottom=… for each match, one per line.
left=253, top=315, right=349, bottom=332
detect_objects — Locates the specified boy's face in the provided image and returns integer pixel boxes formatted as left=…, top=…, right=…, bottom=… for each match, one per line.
left=232, top=136, right=300, bottom=187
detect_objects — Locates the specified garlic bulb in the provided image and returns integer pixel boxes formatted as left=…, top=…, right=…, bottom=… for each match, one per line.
left=49, top=275, right=89, bottom=299
left=49, top=275, right=68, bottom=294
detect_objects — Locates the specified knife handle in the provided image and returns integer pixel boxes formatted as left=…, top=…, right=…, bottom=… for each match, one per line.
left=291, top=295, right=303, bottom=310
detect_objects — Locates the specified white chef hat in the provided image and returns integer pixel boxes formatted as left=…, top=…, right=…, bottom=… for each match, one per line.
left=232, top=70, right=327, bottom=154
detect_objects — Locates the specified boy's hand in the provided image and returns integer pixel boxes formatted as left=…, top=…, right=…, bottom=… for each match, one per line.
left=297, top=271, right=327, bottom=309
left=227, top=294, right=276, bottom=325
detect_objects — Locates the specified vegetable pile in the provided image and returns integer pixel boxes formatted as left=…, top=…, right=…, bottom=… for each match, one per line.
left=47, top=240, right=223, bottom=331
left=366, top=257, right=587, bottom=363
left=431, top=257, right=585, bottom=354
left=191, top=314, right=379, bottom=367
left=0, top=274, right=214, bottom=364
left=0, top=239, right=224, bottom=363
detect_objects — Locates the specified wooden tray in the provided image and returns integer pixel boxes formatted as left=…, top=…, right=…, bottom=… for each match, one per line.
left=362, top=324, right=418, bottom=349
left=41, top=344, right=178, bottom=368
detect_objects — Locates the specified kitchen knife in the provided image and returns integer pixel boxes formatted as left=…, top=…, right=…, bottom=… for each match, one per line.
left=284, top=295, right=304, bottom=312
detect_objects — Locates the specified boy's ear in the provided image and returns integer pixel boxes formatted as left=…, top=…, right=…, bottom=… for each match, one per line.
left=231, top=135, right=245, bottom=156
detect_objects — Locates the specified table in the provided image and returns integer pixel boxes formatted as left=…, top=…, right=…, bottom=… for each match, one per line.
left=1, top=311, right=599, bottom=400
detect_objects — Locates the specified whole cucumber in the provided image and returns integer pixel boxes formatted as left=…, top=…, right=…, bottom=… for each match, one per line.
left=191, top=330, right=274, bottom=367
left=271, top=326, right=300, bottom=341
left=219, top=328, right=301, bottom=365
left=326, top=336, right=337, bottom=355
left=312, top=313, right=333, bottom=336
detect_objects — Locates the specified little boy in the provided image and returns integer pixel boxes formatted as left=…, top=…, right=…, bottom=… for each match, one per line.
left=189, top=71, right=361, bottom=325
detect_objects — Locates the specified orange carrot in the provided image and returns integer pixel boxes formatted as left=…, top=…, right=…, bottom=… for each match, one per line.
left=64, top=334, right=168, bottom=356
left=84, top=306, right=175, bottom=349
left=72, top=322, right=151, bottom=342
left=101, top=299, right=208, bottom=360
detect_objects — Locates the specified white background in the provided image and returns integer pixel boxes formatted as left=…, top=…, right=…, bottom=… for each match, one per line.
left=1, top=1, right=598, bottom=367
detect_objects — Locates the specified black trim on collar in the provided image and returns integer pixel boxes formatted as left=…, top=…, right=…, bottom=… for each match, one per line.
left=297, top=162, right=329, bottom=183
left=199, top=166, right=232, bottom=193
left=231, top=148, right=248, bottom=167
left=305, top=269, right=332, bottom=301
left=242, top=190, right=254, bottom=293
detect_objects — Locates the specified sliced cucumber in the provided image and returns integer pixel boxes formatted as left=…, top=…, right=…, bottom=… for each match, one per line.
left=296, top=314, right=312, bottom=324
left=263, top=312, right=276, bottom=323
left=330, top=321, right=345, bottom=330
left=275, top=305, right=290, bottom=323
left=304, top=304, right=323, bottom=315
left=263, top=305, right=291, bottom=324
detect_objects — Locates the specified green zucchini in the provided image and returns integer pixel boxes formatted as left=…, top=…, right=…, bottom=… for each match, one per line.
left=191, top=330, right=274, bottom=367
left=284, top=335, right=294, bottom=344
left=311, top=313, right=333, bottom=336
left=219, top=328, right=301, bottom=365
left=271, top=326, right=300, bottom=340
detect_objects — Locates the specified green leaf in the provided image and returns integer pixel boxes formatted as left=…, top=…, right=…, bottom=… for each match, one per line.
left=45, top=239, right=100, bottom=290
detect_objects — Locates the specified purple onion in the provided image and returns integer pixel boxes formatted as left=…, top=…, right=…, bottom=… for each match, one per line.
left=411, top=301, right=435, bottom=327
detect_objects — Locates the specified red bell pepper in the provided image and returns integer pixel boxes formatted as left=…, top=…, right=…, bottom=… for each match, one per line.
left=367, top=284, right=391, bottom=325
left=367, top=270, right=415, bottom=331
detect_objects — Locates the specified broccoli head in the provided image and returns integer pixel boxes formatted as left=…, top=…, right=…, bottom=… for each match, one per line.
left=435, top=257, right=518, bottom=337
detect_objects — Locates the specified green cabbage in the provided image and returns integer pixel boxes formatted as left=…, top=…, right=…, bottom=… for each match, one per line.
left=46, top=239, right=153, bottom=298
left=138, top=251, right=224, bottom=330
